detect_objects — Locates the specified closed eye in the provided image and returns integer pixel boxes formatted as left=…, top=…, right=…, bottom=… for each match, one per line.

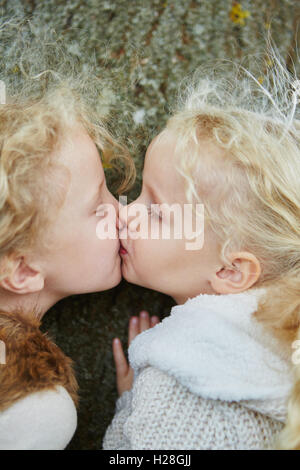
left=146, top=203, right=162, bottom=220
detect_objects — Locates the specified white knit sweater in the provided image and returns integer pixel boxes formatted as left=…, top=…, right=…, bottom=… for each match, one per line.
left=103, top=288, right=294, bottom=450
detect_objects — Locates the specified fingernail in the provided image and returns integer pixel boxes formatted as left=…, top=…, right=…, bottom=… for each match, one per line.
left=131, top=317, right=138, bottom=323
left=140, top=311, right=148, bottom=317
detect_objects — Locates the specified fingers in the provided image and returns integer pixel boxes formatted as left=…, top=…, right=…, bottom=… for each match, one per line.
left=139, top=310, right=150, bottom=331
left=151, top=315, right=160, bottom=326
left=112, top=313, right=160, bottom=396
left=128, top=316, right=139, bottom=347
left=128, top=311, right=160, bottom=347
left=112, top=338, right=129, bottom=378
left=139, top=311, right=159, bottom=331
left=113, top=338, right=135, bottom=396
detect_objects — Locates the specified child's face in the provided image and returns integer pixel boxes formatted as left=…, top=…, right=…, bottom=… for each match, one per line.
left=119, top=129, right=222, bottom=304
left=38, top=125, right=121, bottom=297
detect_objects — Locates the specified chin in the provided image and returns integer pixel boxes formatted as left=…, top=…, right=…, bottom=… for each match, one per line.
left=99, top=260, right=122, bottom=290
left=124, top=274, right=147, bottom=289
left=112, top=270, right=122, bottom=287
left=110, top=262, right=122, bottom=286
left=121, top=261, right=144, bottom=287
left=97, top=274, right=121, bottom=292
left=121, top=265, right=133, bottom=283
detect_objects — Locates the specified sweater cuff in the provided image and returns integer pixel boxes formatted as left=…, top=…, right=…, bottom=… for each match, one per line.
left=116, top=390, right=132, bottom=412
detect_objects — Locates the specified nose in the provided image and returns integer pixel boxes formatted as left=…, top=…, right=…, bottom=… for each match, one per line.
left=118, top=200, right=138, bottom=234
left=104, top=190, right=120, bottom=232
left=118, top=202, right=128, bottom=233
left=116, top=214, right=122, bottom=231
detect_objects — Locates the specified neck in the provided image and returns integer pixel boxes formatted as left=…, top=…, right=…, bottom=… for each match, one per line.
left=173, top=294, right=189, bottom=305
left=0, top=288, right=63, bottom=320
left=173, top=285, right=219, bottom=305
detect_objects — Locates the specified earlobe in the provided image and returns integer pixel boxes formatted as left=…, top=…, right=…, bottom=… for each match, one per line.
left=0, top=257, right=44, bottom=295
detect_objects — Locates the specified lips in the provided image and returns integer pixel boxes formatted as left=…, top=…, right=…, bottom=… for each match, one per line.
left=119, top=240, right=128, bottom=255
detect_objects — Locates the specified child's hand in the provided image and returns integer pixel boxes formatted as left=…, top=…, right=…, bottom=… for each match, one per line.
left=112, top=311, right=160, bottom=396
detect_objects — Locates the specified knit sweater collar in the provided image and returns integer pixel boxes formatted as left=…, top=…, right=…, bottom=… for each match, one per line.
left=129, top=287, right=294, bottom=422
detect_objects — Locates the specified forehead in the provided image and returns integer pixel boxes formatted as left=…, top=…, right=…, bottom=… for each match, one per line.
left=59, top=124, right=102, bottom=169
left=143, top=130, right=185, bottom=202
left=56, top=125, right=104, bottom=205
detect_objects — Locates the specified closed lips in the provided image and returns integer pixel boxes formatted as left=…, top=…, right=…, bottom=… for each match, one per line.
left=119, top=240, right=128, bottom=253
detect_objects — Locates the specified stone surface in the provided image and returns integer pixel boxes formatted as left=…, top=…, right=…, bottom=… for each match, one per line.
left=0, top=0, right=299, bottom=450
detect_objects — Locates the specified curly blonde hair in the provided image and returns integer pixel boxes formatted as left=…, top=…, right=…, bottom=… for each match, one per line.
left=167, top=50, right=300, bottom=449
left=0, top=19, right=135, bottom=281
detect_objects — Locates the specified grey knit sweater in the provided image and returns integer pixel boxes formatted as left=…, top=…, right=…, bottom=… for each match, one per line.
left=103, top=288, right=293, bottom=450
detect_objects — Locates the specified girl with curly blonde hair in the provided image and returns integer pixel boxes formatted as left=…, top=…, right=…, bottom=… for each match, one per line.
left=105, top=49, right=300, bottom=450
left=0, top=20, right=135, bottom=450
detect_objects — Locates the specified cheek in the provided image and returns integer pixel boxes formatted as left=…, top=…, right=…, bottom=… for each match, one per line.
left=133, top=238, right=181, bottom=273
left=95, top=210, right=118, bottom=243
left=67, top=217, right=118, bottom=267
left=95, top=238, right=119, bottom=267
left=67, top=224, right=120, bottom=287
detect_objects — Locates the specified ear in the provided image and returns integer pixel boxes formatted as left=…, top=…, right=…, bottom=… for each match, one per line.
left=210, top=251, right=261, bottom=294
left=0, top=256, right=44, bottom=295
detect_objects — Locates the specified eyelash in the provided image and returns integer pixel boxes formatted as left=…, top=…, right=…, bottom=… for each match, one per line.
left=146, top=203, right=162, bottom=220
